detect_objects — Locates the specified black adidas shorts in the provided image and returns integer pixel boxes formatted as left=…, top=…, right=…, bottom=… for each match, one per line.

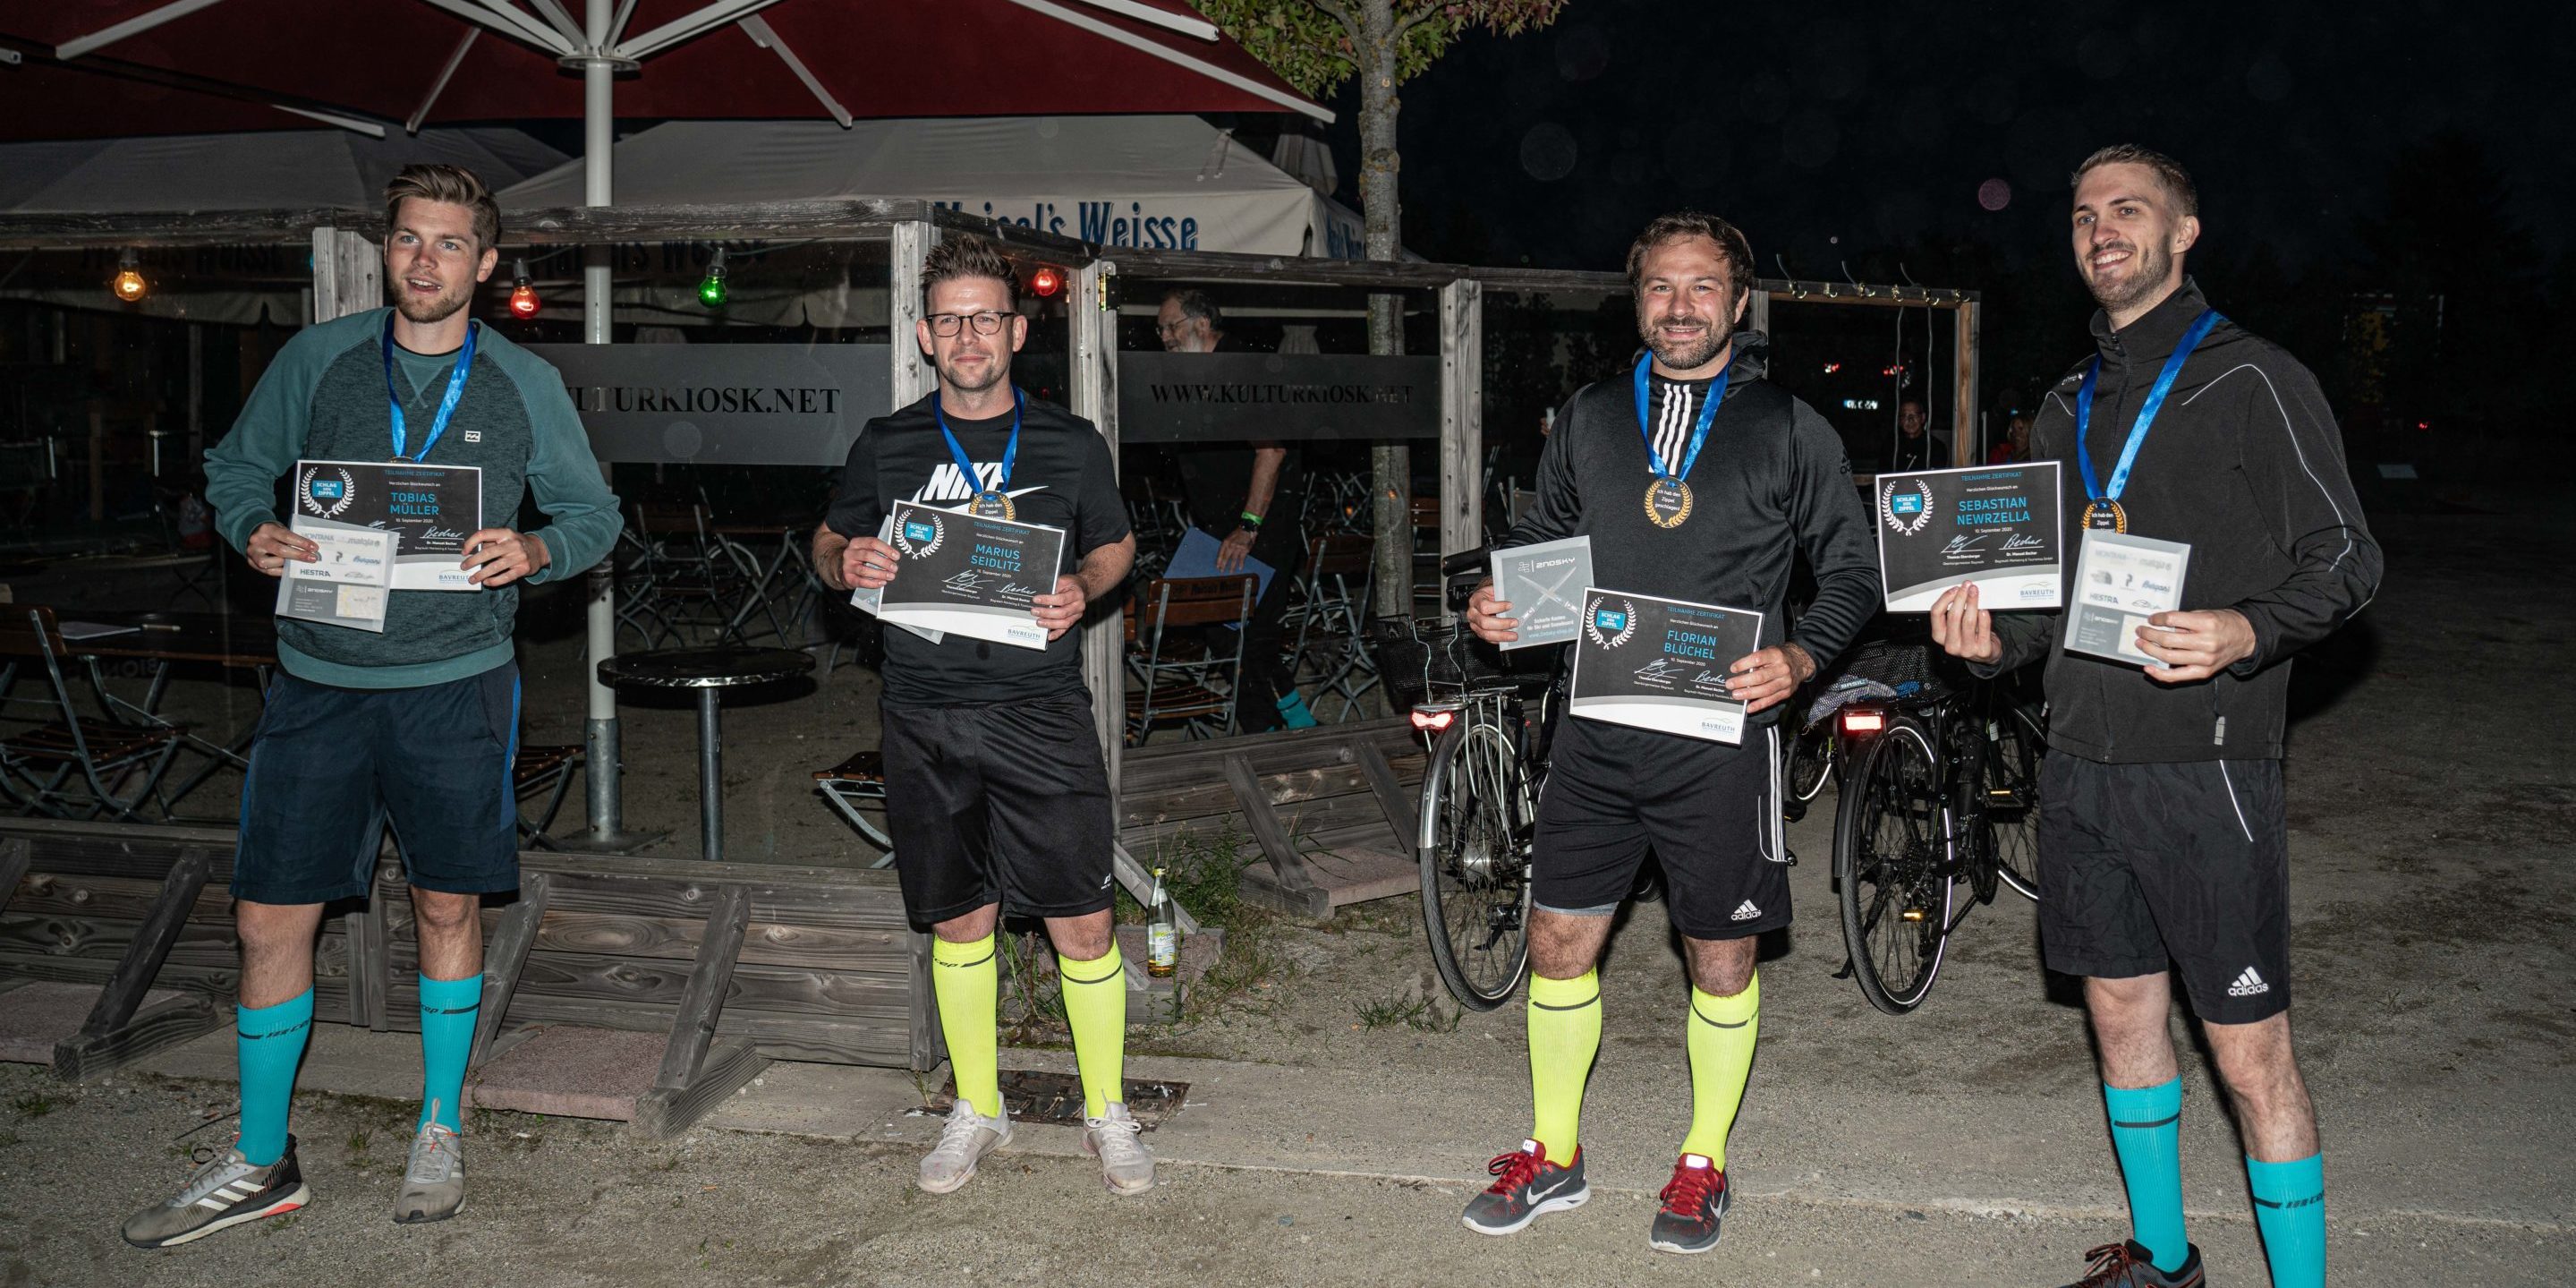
left=2039, top=753, right=2292, bottom=1025
left=1530, top=717, right=1789, bottom=941
left=880, top=692, right=1118, bottom=928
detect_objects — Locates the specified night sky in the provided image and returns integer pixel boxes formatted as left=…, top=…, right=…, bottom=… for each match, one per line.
left=1328, top=0, right=2568, bottom=277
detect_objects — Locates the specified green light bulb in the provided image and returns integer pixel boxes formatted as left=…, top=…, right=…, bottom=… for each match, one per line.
left=698, top=271, right=727, bottom=308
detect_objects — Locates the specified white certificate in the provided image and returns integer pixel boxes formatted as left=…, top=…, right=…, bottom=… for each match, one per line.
left=1490, top=535, right=1593, bottom=650
left=846, top=516, right=944, bottom=644
left=2062, top=530, right=2191, bottom=668
left=276, top=525, right=397, bottom=632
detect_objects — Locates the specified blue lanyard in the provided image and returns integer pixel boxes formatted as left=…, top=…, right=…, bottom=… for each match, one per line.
left=381, top=313, right=479, bottom=463
left=934, top=387, right=1022, bottom=497
left=1629, top=354, right=1730, bottom=483
left=2075, top=309, right=2221, bottom=504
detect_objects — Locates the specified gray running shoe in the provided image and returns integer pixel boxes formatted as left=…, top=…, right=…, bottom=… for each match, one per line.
left=122, top=1137, right=311, bottom=1249
left=918, top=1098, right=1012, bottom=1194
left=393, top=1113, right=465, bottom=1224
left=1082, top=1102, right=1155, bottom=1195
left=1462, top=1140, right=1588, bottom=1235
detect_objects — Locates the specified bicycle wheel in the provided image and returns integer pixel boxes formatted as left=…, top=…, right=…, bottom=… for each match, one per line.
left=1979, top=696, right=2045, bottom=901
left=1787, top=718, right=1835, bottom=804
left=1417, top=715, right=1535, bottom=1010
left=1834, top=716, right=1955, bottom=1014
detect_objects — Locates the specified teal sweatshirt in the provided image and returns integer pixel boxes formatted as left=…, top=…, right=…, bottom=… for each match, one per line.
left=204, top=308, right=622, bottom=688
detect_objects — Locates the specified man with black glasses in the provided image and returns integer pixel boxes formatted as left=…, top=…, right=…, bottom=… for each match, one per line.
left=812, top=234, right=1145, bottom=1197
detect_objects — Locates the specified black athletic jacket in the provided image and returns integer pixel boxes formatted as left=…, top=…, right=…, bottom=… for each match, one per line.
left=1499, top=332, right=1880, bottom=729
left=1979, top=280, right=2381, bottom=763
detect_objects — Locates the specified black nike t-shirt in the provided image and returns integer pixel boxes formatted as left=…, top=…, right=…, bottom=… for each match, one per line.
left=824, top=390, right=1129, bottom=705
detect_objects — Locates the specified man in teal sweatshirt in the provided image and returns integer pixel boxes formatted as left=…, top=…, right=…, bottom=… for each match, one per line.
left=123, top=164, right=620, bottom=1248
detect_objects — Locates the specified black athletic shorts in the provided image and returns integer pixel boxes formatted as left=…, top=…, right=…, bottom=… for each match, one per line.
left=2039, top=753, right=2291, bottom=1025
left=233, top=663, right=522, bottom=905
left=1530, top=717, right=1788, bottom=941
left=880, top=691, right=1117, bottom=927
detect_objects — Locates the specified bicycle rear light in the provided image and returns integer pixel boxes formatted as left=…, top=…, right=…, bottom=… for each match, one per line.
left=1841, top=710, right=1884, bottom=735
left=1409, top=708, right=1457, bottom=732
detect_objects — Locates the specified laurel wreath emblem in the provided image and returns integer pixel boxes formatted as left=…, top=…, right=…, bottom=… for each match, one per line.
left=1583, top=596, right=1639, bottom=650
left=893, top=511, right=945, bottom=558
left=1880, top=479, right=1934, bottom=536
left=297, top=465, right=356, bottom=520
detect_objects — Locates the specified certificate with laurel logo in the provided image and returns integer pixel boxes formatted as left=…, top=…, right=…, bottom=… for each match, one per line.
left=1569, top=588, right=1763, bottom=744
left=1875, top=461, right=2063, bottom=612
left=292, top=458, right=484, bottom=592
left=876, top=500, right=1066, bottom=651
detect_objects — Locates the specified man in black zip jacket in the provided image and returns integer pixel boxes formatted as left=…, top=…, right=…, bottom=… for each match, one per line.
left=1453, top=212, right=1878, bottom=1254
left=1933, top=146, right=2376, bottom=1288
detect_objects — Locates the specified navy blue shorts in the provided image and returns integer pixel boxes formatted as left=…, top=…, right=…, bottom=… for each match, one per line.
left=232, top=662, right=523, bottom=905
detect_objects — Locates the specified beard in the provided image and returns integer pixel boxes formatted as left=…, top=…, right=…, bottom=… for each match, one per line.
left=393, top=285, right=472, bottom=327
left=2084, top=237, right=2174, bottom=317
left=1638, top=307, right=1733, bottom=372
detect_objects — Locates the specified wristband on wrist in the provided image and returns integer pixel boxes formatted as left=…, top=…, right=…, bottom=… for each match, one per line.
left=1239, top=510, right=1263, bottom=530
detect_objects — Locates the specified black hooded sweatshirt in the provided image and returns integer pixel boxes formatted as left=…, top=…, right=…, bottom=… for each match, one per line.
left=1977, top=279, right=2381, bottom=763
left=1498, top=331, right=1881, bottom=729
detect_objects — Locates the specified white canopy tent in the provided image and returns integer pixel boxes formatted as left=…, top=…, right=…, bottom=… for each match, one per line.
left=0, top=127, right=568, bottom=324
left=501, top=115, right=1365, bottom=260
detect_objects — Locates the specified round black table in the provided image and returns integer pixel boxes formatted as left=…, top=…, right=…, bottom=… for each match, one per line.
left=597, top=646, right=813, bottom=864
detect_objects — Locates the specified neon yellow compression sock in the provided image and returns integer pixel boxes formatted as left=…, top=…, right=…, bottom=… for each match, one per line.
left=931, top=934, right=1001, bottom=1119
left=1056, top=942, right=1127, bottom=1118
left=1679, top=973, right=1760, bottom=1165
left=1526, top=969, right=1602, bottom=1165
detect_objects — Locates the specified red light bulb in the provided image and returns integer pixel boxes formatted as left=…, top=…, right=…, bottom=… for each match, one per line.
left=1031, top=266, right=1063, bottom=298
left=508, top=260, right=540, bottom=319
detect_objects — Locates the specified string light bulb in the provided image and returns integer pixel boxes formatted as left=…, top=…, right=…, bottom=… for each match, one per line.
left=697, top=248, right=728, bottom=308
left=508, top=260, right=540, bottom=320
left=112, top=250, right=148, bottom=303
left=1029, top=265, right=1063, bottom=298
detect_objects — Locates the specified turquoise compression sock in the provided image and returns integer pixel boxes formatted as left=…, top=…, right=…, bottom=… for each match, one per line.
left=234, top=990, right=313, bottom=1167
left=417, top=973, right=483, bottom=1133
left=2104, top=1079, right=2189, bottom=1273
left=1276, top=690, right=1319, bottom=729
left=2247, top=1153, right=2325, bottom=1288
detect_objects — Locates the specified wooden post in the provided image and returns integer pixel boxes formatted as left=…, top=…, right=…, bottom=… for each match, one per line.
left=633, top=883, right=766, bottom=1138
left=55, top=848, right=224, bottom=1080
left=888, top=221, right=935, bottom=410
left=907, top=925, right=945, bottom=1074
left=310, top=226, right=381, bottom=324
left=1069, top=259, right=1123, bottom=791
left=1353, top=741, right=1419, bottom=857
left=468, top=871, right=550, bottom=1069
left=361, top=857, right=395, bottom=1032
left=1748, top=288, right=1772, bottom=339
left=1436, top=278, right=1484, bottom=597
left=1953, top=299, right=1981, bottom=466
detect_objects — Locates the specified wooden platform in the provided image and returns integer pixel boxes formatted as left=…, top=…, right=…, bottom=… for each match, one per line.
left=0, top=818, right=936, bottom=1137
left=1119, top=718, right=1428, bottom=921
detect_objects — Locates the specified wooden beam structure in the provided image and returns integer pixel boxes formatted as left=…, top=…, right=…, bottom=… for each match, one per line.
left=633, top=883, right=768, bottom=1138
left=1437, top=278, right=1484, bottom=590
left=469, top=871, right=551, bottom=1069
left=54, top=847, right=224, bottom=1080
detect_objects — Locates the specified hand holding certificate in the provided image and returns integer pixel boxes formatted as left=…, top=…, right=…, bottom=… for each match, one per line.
left=1569, top=589, right=1764, bottom=745
left=2064, top=530, right=2191, bottom=670
left=1875, top=461, right=2064, bottom=612
left=873, top=500, right=1067, bottom=651
left=1487, top=536, right=1593, bottom=650
left=275, top=525, right=396, bottom=632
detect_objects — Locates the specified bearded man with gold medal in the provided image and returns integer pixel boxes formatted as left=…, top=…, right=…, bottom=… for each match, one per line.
left=1457, top=213, right=1877, bottom=1254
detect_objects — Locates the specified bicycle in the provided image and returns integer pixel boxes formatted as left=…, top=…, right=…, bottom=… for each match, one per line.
left=1828, top=636, right=2045, bottom=1014
left=1373, top=548, right=1561, bottom=1011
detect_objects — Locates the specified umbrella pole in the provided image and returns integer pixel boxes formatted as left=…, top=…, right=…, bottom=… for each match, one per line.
left=580, top=0, right=626, bottom=844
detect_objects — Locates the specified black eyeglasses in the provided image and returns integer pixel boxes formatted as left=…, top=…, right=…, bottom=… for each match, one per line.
left=928, top=311, right=1011, bottom=337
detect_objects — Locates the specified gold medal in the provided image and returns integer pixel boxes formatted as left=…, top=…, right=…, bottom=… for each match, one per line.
left=968, top=490, right=1016, bottom=521
left=2080, top=499, right=2126, bottom=533
left=1644, top=478, right=1694, bottom=529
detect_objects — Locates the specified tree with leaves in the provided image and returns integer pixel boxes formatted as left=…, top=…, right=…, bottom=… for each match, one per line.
left=1197, top=0, right=1568, bottom=615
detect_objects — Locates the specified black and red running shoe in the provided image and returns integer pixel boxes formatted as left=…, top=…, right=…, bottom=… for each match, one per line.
left=1460, top=1139, right=1588, bottom=1235
left=2055, top=1241, right=2206, bottom=1288
left=1647, top=1152, right=1730, bottom=1254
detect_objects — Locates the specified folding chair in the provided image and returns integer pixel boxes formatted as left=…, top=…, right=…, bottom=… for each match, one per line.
left=513, top=743, right=582, bottom=849
left=627, top=500, right=755, bottom=644
left=813, top=750, right=896, bottom=867
left=1125, top=574, right=1257, bottom=743
left=1286, top=533, right=1381, bottom=721
left=0, top=607, right=184, bottom=822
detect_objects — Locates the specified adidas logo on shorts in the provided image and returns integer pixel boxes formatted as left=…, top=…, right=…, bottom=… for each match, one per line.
left=2226, top=966, right=2271, bottom=998
left=1730, top=900, right=1762, bottom=922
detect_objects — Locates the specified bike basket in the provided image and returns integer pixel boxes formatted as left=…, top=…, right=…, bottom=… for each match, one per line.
left=1370, top=614, right=1529, bottom=712
left=1827, top=639, right=1954, bottom=700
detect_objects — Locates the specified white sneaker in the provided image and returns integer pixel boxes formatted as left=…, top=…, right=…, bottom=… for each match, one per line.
left=393, top=1112, right=464, bottom=1224
left=1083, top=1102, right=1155, bottom=1196
left=918, top=1098, right=1011, bottom=1194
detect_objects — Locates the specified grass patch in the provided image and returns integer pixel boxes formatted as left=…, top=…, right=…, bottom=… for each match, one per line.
left=11, top=1093, right=55, bottom=1120
left=1353, top=986, right=1459, bottom=1033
